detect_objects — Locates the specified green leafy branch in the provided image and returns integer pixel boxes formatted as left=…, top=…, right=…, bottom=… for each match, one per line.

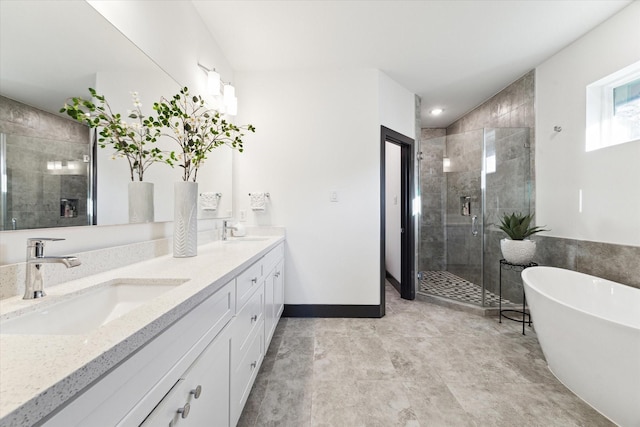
left=153, top=87, right=255, bottom=182
left=60, top=88, right=169, bottom=181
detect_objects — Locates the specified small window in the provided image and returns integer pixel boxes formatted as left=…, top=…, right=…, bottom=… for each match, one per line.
left=586, top=60, right=640, bottom=152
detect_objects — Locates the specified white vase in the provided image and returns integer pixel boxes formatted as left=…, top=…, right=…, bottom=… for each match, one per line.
left=500, top=238, right=536, bottom=265
left=128, top=181, right=154, bottom=223
left=174, top=181, right=198, bottom=257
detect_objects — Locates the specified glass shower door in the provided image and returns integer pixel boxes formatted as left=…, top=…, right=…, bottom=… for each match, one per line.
left=418, top=128, right=486, bottom=305
left=482, top=127, right=532, bottom=307
left=417, top=127, right=531, bottom=309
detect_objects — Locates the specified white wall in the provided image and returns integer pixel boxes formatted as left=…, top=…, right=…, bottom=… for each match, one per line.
left=536, top=1, right=640, bottom=246
left=379, top=72, right=416, bottom=140
left=87, top=0, right=232, bottom=98
left=234, top=69, right=415, bottom=305
left=385, top=142, right=402, bottom=281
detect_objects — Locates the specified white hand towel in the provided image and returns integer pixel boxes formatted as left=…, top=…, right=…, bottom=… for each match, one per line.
left=250, top=192, right=267, bottom=211
left=200, top=192, right=219, bottom=211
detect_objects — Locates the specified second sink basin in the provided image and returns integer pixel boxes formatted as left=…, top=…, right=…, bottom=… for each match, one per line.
left=0, top=278, right=188, bottom=335
left=222, top=236, right=270, bottom=244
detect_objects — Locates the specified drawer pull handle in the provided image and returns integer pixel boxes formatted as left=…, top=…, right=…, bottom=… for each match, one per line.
left=190, top=385, right=202, bottom=399
left=251, top=314, right=258, bottom=322
left=177, top=402, right=191, bottom=419
left=250, top=361, right=257, bottom=369
left=251, top=277, right=258, bottom=284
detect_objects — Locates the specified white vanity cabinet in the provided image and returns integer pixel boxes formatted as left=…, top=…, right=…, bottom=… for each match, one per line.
left=230, top=241, right=284, bottom=426
left=39, top=241, right=285, bottom=427
left=140, top=326, right=232, bottom=427
left=43, top=279, right=236, bottom=427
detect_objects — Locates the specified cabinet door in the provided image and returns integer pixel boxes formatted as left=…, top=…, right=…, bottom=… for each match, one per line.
left=264, top=268, right=276, bottom=344
left=273, top=260, right=284, bottom=321
left=140, top=327, right=231, bottom=427
left=264, top=260, right=284, bottom=344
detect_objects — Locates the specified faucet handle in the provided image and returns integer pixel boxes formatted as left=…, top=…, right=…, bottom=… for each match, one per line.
left=27, top=238, right=65, bottom=258
left=27, top=237, right=65, bottom=244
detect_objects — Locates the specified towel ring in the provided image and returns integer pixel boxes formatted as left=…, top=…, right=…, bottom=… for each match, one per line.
left=200, top=192, right=222, bottom=198
left=248, top=193, right=270, bottom=197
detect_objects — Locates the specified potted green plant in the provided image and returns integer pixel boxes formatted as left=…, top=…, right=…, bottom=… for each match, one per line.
left=498, top=212, right=548, bottom=264
left=152, top=87, right=255, bottom=257
left=61, top=89, right=169, bottom=223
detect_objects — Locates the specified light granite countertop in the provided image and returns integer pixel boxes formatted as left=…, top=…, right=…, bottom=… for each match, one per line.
left=0, top=235, right=285, bottom=427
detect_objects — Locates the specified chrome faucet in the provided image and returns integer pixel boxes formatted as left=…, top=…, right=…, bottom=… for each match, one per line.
left=24, top=238, right=81, bottom=299
left=221, top=220, right=237, bottom=241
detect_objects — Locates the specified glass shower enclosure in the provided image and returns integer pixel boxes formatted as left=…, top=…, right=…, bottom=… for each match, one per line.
left=0, top=132, right=93, bottom=230
left=418, top=127, right=532, bottom=309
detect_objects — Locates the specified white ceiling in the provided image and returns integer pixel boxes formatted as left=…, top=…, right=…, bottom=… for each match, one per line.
left=192, top=0, right=633, bottom=128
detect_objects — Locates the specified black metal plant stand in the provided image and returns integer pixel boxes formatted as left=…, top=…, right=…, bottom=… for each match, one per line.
left=499, top=259, right=538, bottom=335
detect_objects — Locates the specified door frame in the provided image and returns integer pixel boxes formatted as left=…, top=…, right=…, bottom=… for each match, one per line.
left=380, top=126, right=415, bottom=310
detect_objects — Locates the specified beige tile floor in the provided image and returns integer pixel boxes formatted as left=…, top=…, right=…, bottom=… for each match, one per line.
left=238, top=284, right=613, bottom=427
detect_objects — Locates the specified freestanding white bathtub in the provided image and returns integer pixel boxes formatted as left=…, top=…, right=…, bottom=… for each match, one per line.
left=522, top=266, right=640, bottom=427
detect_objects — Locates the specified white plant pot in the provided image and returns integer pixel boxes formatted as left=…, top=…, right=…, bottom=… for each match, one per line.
left=174, top=181, right=198, bottom=258
left=500, top=238, right=536, bottom=265
left=128, top=181, right=154, bottom=224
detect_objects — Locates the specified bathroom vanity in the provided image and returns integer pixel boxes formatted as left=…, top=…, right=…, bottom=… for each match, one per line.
left=0, top=236, right=285, bottom=427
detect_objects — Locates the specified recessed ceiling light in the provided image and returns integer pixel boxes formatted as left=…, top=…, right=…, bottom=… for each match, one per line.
left=430, top=108, right=444, bottom=115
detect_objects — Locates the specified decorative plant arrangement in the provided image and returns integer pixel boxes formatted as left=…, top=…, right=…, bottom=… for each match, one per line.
left=498, top=212, right=549, bottom=265
left=60, top=88, right=167, bottom=182
left=61, top=86, right=256, bottom=255
left=153, top=86, right=255, bottom=182
left=498, top=212, right=548, bottom=240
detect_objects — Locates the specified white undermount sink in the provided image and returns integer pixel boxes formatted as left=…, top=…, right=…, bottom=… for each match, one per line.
left=222, top=236, right=270, bottom=243
left=0, top=278, right=188, bottom=335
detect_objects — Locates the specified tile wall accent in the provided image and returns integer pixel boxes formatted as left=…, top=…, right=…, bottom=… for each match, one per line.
left=534, top=236, right=640, bottom=289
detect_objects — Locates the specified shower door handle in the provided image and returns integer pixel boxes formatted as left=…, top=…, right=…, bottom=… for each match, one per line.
left=471, top=215, right=479, bottom=236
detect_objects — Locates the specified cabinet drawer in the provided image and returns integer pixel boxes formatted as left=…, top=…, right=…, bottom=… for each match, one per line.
left=234, top=283, right=264, bottom=356
left=140, top=326, right=231, bottom=427
left=236, top=261, right=263, bottom=310
left=231, top=322, right=264, bottom=426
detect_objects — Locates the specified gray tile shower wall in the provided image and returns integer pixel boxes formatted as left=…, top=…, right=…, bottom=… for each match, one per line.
left=419, top=129, right=446, bottom=272
left=0, top=96, right=87, bottom=142
left=0, top=96, right=90, bottom=230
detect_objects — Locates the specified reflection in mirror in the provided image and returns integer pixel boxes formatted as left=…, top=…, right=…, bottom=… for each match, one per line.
left=0, top=0, right=233, bottom=230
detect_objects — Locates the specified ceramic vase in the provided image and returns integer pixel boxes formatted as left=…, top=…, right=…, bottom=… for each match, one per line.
left=500, top=238, right=536, bottom=265
left=128, top=181, right=154, bottom=223
left=174, top=181, right=198, bottom=257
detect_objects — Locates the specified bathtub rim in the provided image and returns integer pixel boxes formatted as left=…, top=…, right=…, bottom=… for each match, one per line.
left=521, top=266, right=639, bottom=330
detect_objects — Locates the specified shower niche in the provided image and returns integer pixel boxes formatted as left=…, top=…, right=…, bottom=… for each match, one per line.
left=418, top=128, right=532, bottom=309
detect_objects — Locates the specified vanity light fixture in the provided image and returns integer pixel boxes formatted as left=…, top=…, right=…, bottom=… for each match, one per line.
left=207, top=69, right=221, bottom=96
left=223, top=83, right=237, bottom=115
left=197, top=62, right=237, bottom=114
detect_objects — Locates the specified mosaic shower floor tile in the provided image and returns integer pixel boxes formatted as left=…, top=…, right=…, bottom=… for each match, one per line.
left=418, top=270, right=513, bottom=306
